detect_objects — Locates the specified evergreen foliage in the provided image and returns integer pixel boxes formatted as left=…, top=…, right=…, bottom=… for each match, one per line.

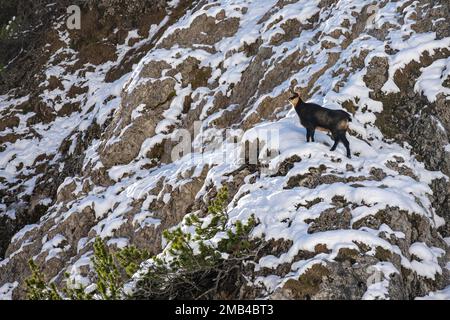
left=25, top=238, right=149, bottom=300
left=25, top=260, right=61, bottom=300
left=92, top=237, right=122, bottom=300
left=116, top=245, right=151, bottom=278
left=134, top=186, right=260, bottom=299
left=25, top=186, right=259, bottom=300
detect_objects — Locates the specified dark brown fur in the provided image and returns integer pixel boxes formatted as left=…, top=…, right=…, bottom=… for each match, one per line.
left=289, top=93, right=352, bottom=158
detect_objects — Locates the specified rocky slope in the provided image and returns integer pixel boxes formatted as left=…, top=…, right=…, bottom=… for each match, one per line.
left=0, top=0, right=449, bottom=300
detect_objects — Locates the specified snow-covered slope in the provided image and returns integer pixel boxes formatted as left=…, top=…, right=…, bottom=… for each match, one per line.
left=0, top=0, right=449, bottom=299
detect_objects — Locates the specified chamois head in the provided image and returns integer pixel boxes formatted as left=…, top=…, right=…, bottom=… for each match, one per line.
left=288, top=89, right=302, bottom=107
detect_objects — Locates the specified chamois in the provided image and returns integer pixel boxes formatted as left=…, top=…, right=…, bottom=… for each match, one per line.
left=288, top=92, right=352, bottom=158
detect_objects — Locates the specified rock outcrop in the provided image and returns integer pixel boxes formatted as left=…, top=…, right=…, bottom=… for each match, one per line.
left=0, top=0, right=449, bottom=300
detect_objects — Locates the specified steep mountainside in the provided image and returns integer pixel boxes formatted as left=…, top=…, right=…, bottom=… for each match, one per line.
left=0, top=0, right=449, bottom=299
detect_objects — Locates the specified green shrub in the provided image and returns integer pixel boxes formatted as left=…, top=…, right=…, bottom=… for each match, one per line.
left=92, top=237, right=122, bottom=300
left=133, top=186, right=260, bottom=299
left=25, top=238, right=150, bottom=300
left=25, top=260, right=62, bottom=300
left=25, top=186, right=259, bottom=300
left=116, top=245, right=151, bottom=278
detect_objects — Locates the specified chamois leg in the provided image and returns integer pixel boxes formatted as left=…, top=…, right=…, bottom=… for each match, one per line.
left=340, top=133, right=351, bottom=158
left=330, top=132, right=340, bottom=151
left=306, top=128, right=311, bottom=142
left=311, top=128, right=316, bottom=142
left=306, top=127, right=316, bottom=142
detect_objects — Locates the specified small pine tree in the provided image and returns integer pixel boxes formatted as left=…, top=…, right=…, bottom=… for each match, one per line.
left=25, top=260, right=62, bottom=300
left=62, top=272, right=93, bottom=300
left=24, top=238, right=152, bottom=300
left=219, top=215, right=256, bottom=254
left=162, top=186, right=232, bottom=270
left=24, top=186, right=258, bottom=300
left=92, top=237, right=122, bottom=300
left=116, top=245, right=151, bottom=278
left=134, top=186, right=259, bottom=299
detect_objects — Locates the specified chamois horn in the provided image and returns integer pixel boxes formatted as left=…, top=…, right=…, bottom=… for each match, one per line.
left=288, top=87, right=299, bottom=97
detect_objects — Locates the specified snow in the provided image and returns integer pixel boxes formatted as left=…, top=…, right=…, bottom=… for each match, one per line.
left=258, top=230, right=394, bottom=270
left=0, top=206, right=16, bottom=219
left=362, top=262, right=400, bottom=300
left=157, top=85, right=192, bottom=134
left=65, top=253, right=94, bottom=289
left=0, top=282, right=18, bottom=300
left=417, top=285, right=450, bottom=300
left=261, top=0, right=320, bottom=43
left=11, top=224, right=39, bottom=243
left=219, top=52, right=252, bottom=93
left=0, top=21, right=134, bottom=217
left=409, top=242, right=445, bottom=280
left=94, top=217, right=127, bottom=239
left=0, top=94, right=29, bottom=111
left=124, top=0, right=449, bottom=297
left=57, top=177, right=75, bottom=194
left=107, top=238, right=129, bottom=249
left=77, top=237, right=89, bottom=254
left=131, top=104, right=146, bottom=121
left=40, top=234, right=69, bottom=262
left=133, top=210, right=161, bottom=229
left=1, top=0, right=449, bottom=300
left=414, top=57, right=450, bottom=102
